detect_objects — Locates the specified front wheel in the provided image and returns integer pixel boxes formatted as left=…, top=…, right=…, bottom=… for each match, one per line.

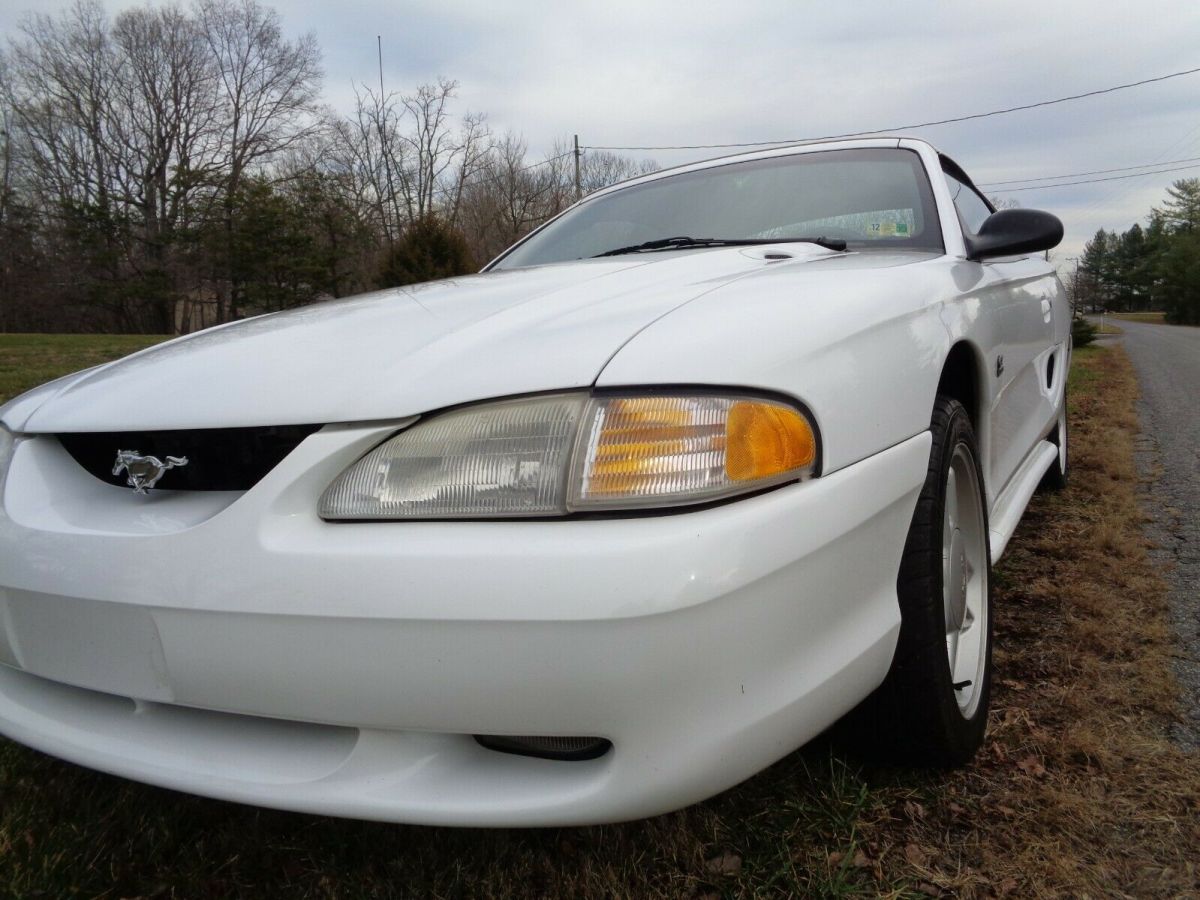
left=841, top=395, right=993, bottom=766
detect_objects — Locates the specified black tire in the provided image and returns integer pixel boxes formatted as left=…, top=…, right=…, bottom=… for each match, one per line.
left=840, top=395, right=993, bottom=767
left=1038, top=398, right=1069, bottom=492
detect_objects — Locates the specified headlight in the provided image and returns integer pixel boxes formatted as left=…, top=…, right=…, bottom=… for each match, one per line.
left=321, top=395, right=584, bottom=519
left=320, top=391, right=818, bottom=520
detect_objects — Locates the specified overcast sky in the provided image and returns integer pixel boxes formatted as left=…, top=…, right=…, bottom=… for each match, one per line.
left=3, top=0, right=1198, bottom=264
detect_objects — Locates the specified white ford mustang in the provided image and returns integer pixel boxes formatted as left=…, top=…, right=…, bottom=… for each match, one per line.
left=0, top=137, right=1068, bottom=826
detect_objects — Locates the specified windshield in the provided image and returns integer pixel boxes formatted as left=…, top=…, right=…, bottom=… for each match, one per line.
left=492, top=147, right=943, bottom=269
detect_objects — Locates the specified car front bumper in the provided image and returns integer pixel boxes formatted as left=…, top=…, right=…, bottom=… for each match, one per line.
left=0, top=424, right=930, bottom=825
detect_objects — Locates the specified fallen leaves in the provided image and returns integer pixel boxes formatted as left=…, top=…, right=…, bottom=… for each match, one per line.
left=1015, top=755, right=1047, bottom=778
left=902, top=800, right=927, bottom=822
left=904, top=843, right=929, bottom=868
left=703, top=852, right=741, bottom=876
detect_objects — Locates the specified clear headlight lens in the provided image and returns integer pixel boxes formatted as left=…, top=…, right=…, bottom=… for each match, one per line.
left=320, top=391, right=817, bottom=520
left=319, top=395, right=586, bottom=519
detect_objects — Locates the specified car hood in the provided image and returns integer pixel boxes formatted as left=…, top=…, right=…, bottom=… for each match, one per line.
left=15, top=246, right=928, bottom=432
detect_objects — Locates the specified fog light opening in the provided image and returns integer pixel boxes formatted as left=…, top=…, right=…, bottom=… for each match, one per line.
left=474, top=735, right=612, bottom=761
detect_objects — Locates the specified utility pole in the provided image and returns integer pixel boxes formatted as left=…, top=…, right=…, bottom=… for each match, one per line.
left=573, top=134, right=582, bottom=202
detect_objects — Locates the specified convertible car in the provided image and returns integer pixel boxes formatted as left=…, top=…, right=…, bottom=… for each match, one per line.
left=0, top=137, right=1067, bottom=825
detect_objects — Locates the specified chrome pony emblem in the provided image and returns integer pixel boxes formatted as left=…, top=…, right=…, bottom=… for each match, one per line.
left=112, top=450, right=189, bottom=494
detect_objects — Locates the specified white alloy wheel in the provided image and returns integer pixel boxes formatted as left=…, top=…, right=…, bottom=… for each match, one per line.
left=1056, top=403, right=1068, bottom=475
left=943, top=443, right=989, bottom=719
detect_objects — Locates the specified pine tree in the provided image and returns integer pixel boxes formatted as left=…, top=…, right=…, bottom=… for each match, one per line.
left=1155, top=178, right=1200, bottom=232
left=379, top=217, right=476, bottom=288
left=1078, top=229, right=1112, bottom=311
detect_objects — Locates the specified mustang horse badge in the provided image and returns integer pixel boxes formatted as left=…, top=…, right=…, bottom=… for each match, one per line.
left=112, top=450, right=189, bottom=494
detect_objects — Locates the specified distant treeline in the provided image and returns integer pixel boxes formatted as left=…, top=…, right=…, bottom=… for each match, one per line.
left=0, top=0, right=656, bottom=334
left=1073, top=179, right=1200, bottom=325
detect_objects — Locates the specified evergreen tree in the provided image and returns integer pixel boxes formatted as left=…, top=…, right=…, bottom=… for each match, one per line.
left=1078, top=229, right=1112, bottom=311
left=1151, top=179, right=1200, bottom=323
left=1157, top=229, right=1200, bottom=325
left=1113, top=224, right=1145, bottom=310
left=1155, top=178, right=1200, bottom=232
left=379, top=216, right=476, bottom=288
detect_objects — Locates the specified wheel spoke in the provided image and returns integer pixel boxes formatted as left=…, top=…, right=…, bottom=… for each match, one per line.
left=945, top=468, right=958, bottom=533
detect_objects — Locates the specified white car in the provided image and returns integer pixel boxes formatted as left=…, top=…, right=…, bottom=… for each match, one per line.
left=0, top=137, right=1068, bottom=826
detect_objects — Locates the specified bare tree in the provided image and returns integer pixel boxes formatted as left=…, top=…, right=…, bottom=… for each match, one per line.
left=0, top=51, right=14, bottom=331
left=459, top=133, right=566, bottom=263
left=5, top=1, right=120, bottom=211
left=110, top=4, right=222, bottom=330
left=437, top=109, right=490, bottom=228
left=194, top=0, right=322, bottom=319
left=579, top=147, right=658, bottom=195
left=333, top=85, right=405, bottom=245
left=1, top=2, right=664, bottom=334
left=331, top=77, right=491, bottom=261
left=3, top=1, right=142, bottom=328
left=393, top=78, right=490, bottom=226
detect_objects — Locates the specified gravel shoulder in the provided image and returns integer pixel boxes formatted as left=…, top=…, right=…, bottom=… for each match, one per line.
left=1117, top=319, right=1200, bottom=750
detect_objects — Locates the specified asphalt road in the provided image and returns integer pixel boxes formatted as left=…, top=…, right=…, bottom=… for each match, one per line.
left=1115, top=320, right=1200, bottom=750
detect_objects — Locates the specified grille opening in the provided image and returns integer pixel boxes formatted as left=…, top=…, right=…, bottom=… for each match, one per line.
left=1046, top=351, right=1056, bottom=389
left=474, top=735, right=612, bottom=761
left=57, top=424, right=321, bottom=492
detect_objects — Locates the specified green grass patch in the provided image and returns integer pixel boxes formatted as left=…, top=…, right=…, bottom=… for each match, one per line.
left=1066, top=344, right=1103, bottom=401
left=0, top=333, right=170, bottom=405
left=1109, top=311, right=1166, bottom=324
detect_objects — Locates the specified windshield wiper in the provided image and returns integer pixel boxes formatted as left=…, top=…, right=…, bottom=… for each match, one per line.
left=593, top=235, right=847, bottom=257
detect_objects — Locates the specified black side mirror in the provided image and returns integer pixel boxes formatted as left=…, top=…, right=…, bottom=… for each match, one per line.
left=964, top=209, right=1063, bottom=261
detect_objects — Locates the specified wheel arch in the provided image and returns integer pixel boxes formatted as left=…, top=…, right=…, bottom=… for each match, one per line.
left=936, top=342, right=983, bottom=430
left=935, top=340, right=990, bottom=496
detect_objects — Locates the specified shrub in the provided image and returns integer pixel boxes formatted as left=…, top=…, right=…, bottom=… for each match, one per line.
left=1072, top=314, right=1098, bottom=348
left=379, top=217, right=476, bottom=288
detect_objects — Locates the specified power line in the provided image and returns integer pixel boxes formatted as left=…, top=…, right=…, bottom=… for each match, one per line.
left=582, top=65, right=1200, bottom=152
left=977, top=155, right=1200, bottom=187
left=517, top=150, right=574, bottom=173
left=994, top=162, right=1200, bottom=192
left=458, top=149, right=575, bottom=190
left=1065, top=116, right=1200, bottom=225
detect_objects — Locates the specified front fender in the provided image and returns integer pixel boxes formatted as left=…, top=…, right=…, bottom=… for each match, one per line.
left=596, top=254, right=959, bottom=474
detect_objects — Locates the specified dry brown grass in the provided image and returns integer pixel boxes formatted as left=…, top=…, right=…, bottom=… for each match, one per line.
left=852, top=345, right=1200, bottom=897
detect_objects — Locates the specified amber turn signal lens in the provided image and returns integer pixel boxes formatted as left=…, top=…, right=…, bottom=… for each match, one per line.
left=570, top=394, right=818, bottom=510
left=725, top=401, right=816, bottom=481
